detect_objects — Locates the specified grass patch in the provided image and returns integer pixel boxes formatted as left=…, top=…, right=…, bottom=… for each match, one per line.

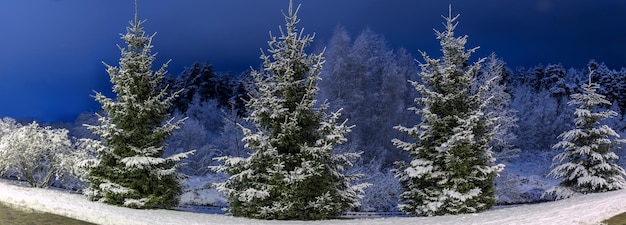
left=604, top=212, right=626, bottom=225
left=0, top=202, right=95, bottom=225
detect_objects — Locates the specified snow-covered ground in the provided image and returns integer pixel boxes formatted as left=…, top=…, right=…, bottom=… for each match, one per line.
left=0, top=179, right=625, bottom=225
left=495, top=150, right=559, bottom=204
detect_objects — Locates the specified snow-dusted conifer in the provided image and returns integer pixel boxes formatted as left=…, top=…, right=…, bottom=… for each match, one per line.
left=478, top=53, right=519, bottom=160
left=545, top=68, right=626, bottom=200
left=84, top=1, right=193, bottom=209
left=393, top=7, right=503, bottom=216
left=213, top=1, right=366, bottom=220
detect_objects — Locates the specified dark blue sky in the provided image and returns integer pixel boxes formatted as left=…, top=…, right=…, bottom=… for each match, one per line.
left=1, top=0, right=625, bottom=122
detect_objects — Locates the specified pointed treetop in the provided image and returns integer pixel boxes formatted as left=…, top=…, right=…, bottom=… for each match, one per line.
left=277, top=0, right=304, bottom=40
left=439, top=4, right=460, bottom=38
left=284, top=0, right=301, bottom=20
left=134, top=0, right=139, bottom=26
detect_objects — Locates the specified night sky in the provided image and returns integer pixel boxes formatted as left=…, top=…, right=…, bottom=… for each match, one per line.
left=1, top=0, right=625, bottom=122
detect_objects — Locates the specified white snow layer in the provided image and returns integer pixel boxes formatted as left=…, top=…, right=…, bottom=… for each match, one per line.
left=0, top=179, right=625, bottom=225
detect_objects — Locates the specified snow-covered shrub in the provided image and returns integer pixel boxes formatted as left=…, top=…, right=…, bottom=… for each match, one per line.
left=349, top=157, right=401, bottom=212
left=0, top=118, right=21, bottom=178
left=0, top=117, right=19, bottom=138
left=0, top=121, right=82, bottom=188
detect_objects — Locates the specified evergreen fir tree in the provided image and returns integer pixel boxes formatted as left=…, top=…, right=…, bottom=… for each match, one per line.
left=213, top=1, right=366, bottom=220
left=84, top=1, right=193, bottom=209
left=392, top=6, right=503, bottom=216
left=544, top=68, right=626, bottom=200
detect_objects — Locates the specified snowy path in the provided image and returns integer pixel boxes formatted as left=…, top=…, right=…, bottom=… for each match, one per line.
left=0, top=179, right=625, bottom=225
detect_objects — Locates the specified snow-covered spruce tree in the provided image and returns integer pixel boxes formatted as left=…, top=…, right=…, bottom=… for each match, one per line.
left=213, top=1, right=366, bottom=220
left=544, top=69, right=626, bottom=200
left=84, top=2, right=193, bottom=209
left=392, top=7, right=503, bottom=216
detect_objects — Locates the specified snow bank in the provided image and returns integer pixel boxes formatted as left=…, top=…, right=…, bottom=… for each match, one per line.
left=1, top=178, right=625, bottom=225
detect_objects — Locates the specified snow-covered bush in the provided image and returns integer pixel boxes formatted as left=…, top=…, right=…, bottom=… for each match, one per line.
left=0, top=117, right=19, bottom=137
left=0, top=121, right=83, bottom=188
left=0, top=118, right=23, bottom=178
left=349, top=157, right=402, bottom=212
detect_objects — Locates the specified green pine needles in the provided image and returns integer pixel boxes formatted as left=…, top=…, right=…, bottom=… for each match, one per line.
left=213, top=0, right=367, bottom=220
left=83, top=1, right=193, bottom=209
left=393, top=6, right=503, bottom=216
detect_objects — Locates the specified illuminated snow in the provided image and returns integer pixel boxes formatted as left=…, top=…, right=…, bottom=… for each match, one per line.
left=1, top=179, right=626, bottom=225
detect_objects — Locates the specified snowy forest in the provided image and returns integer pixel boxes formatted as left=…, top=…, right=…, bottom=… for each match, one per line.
left=2, top=1, right=626, bottom=220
